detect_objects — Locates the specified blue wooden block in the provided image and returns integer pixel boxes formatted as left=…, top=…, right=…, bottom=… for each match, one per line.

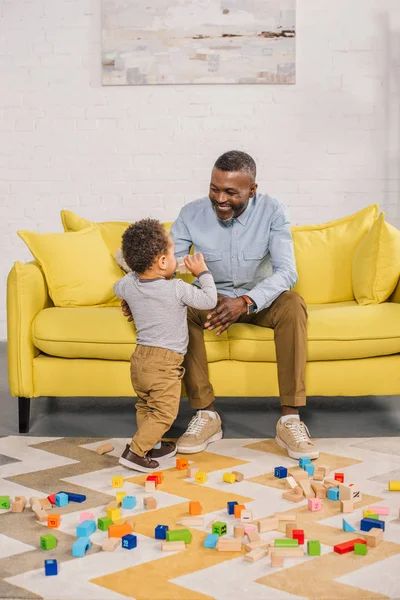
left=227, top=501, right=238, bottom=515
left=327, top=487, right=340, bottom=501
left=304, top=464, right=315, bottom=477
left=204, top=533, right=219, bottom=549
left=122, top=534, right=137, bottom=549
left=342, top=519, right=356, bottom=533
left=58, top=491, right=86, bottom=503
left=155, top=525, right=169, bottom=540
left=360, top=517, right=385, bottom=532
left=72, top=536, right=91, bottom=557
left=76, top=520, right=96, bottom=537
left=44, top=559, right=58, bottom=576
left=274, top=466, right=288, bottom=479
left=122, top=496, right=136, bottom=509
left=299, top=457, right=311, bottom=468
left=55, top=492, right=69, bottom=507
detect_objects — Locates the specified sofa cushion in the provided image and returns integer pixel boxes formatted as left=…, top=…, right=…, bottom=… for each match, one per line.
left=292, top=204, right=378, bottom=304
left=33, top=302, right=400, bottom=363
left=18, top=227, right=123, bottom=308
left=229, top=301, right=400, bottom=361
left=353, top=212, right=400, bottom=305
left=33, top=307, right=229, bottom=362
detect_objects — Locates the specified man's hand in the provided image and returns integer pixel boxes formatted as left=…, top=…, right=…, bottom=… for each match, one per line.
left=204, top=295, right=247, bottom=335
left=183, top=252, right=208, bottom=278
left=121, top=299, right=133, bottom=322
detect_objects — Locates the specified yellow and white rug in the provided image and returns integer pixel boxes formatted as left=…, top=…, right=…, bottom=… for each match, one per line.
left=1, top=435, right=400, bottom=600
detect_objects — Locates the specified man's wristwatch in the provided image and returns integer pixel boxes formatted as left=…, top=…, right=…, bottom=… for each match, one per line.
left=241, top=295, right=257, bottom=314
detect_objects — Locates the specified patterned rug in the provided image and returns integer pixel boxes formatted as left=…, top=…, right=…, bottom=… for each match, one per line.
left=1, top=435, right=400, bottom=600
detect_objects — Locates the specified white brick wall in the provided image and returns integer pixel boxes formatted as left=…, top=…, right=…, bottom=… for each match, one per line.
left=1, top=0, right=400, bottom=340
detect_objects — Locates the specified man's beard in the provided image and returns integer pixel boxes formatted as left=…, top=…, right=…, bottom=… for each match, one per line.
left=212, top=202, right=235, bottom=226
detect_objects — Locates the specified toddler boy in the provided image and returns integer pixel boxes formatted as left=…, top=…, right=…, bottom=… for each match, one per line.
left=114, top=218, right=217, bottom=472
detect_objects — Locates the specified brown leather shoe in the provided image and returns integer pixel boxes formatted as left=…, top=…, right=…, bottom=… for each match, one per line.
left=119, top=444, right=159, bottom=473
left=147, top=441, right=177, bottom=460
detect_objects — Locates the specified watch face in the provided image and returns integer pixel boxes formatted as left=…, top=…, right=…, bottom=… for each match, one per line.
left=249, top=303, right=256, bottom=313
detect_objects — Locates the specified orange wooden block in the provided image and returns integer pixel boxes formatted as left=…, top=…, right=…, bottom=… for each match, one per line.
left=108, top=523, right=133, bottom=538
left=234, top=504, right=246, bottom=518
left=189, top=501, right=202, bottom=515
left=48, top=514, right=60, bottom=528
left=176, top=458, right=189, bottom=470
left=153, top=471, right=164, bottom=484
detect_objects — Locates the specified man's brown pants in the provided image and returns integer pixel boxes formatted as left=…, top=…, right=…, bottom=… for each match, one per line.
left=130, top=345, right=185, bottom=456
left=183, top=290, right=308, bottom=409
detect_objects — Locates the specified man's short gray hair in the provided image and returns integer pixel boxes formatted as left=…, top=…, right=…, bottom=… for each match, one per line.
left=214, top=150, right=257, bottom=180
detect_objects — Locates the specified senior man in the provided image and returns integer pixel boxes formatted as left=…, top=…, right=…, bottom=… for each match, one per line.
left=170, top=150, right=319, bottom=460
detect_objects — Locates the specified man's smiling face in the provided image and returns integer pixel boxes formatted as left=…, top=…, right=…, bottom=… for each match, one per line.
left=209, top=168, right=258, bottom=221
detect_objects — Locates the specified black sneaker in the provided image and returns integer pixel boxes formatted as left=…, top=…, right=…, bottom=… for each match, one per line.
left=147, top=441, right=177, bottom=460
left=119, top=444, right=160, bottom=473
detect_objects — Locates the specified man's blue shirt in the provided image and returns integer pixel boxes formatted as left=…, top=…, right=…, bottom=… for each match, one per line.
left=170, top=193, right=298, bottom=311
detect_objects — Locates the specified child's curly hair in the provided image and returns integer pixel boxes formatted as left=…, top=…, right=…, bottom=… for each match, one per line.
left=121, top=218, right=169, bottom=274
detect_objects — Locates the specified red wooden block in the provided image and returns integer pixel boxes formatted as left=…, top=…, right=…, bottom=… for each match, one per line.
left=334, top=538, right=366, bottom=555
left=334, top=473, right=345, bottom=484
left=47, top=494, right=57, bottom=505
left=292, top=529, right=305, bottom=545
left=146, top=476, right=158, bottom=487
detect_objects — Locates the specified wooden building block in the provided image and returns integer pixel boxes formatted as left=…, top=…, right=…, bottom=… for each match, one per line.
left=34, top=508, right=49, bottom=522
left=12, top=496, right=26, bottom=512
left=145, top=480, right=156, bottom=493
left=39, top=498, right=53, bottom=510
left=153, top=472, right=163, bottom=485
left=176, top=458, right=189, bottom=470
left=217, top=538, right=242, bottom=551
left=299, top=479, right=315, bottom=498
left=282, top=491, right=304, bottom=503
left=285, top=476, right=297, bottom=490
left=189, top=501, right=202, bottom=516
left=162, top=541, right=186, bottom=551
left=275, top=512, right=296, bottom=522
left=389, top=481, right=400, bottom=491
left=313, top=468, right=325, bottom=481
left=187, top=466, right=198, bottom=478
left=311, top=482, right=326, bottom=499
left=317, top=464, right=330, bottom=477
left=241, top=509, right=253, bottom=523
left=338, top=484, right=353, bottom=501
left=112, top=476, right=124, bottom=488
left=270, top=552, right=285, bottom=567
left=368, top=506, right=389, bottom=516
left=96, top=443, right=114, bottom=455
left=257, top=517, right=279, bottom=533
left=232, top=471, right=244, bottom=482
left=195, top=471, right=207, bottom=484
left=364, top=528, right=383, bottom=547
left=223, top=472, right=236, bottom=484
left=108, top=523, right=133, bottom=538
left=334, top=538, right=366, bottom=555
left=234, top=504, right=245, bottom=518
left=340, top=500, right=354, bottom=513
left=47, top=514, right=60, bottom=528
left=244, top=548, right=267, bottom=562
left=286, top=523, right=297, bottom=537
left=102, top=538, right=120, bottom=552
left=244, top=540, right=269, bottom=552
left=143, top=496, right=157, bottom=510
left=289, top=468, right=309, bottom=482
left=106, top=500, right=119, bottom=511
left=272, top=547, right=304, bottom=557
left=234, top=524, right=245, bottom=538
left=334, top=472, right=345, bottom=483
left=246, top=530, right=261, bottom=543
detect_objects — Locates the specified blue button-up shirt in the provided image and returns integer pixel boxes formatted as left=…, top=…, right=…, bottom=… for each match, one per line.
left=170, top=193, right=298, bottom=311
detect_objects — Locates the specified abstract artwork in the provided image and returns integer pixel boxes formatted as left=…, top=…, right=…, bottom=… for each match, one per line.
left=102, top=0, right=296, bottom=85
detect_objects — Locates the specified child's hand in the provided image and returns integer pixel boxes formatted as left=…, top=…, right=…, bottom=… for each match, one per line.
left=184, top=252, right=209, bottom=277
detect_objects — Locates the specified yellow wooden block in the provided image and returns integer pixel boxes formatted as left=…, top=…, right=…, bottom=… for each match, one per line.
left=223, top=472, right=236, bottom=484
left=389, top=481, right=400, bottom=491
left=106, top=507, right=121, bottom=522
left=112, top=476, right=124, bottom=488
left=195, top=471, right=207, bottom=484
left=116, top=492, right=126, bottom=504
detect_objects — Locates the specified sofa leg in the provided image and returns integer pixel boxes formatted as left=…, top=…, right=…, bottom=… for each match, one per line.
left=18, top=397, right=31, bottom=433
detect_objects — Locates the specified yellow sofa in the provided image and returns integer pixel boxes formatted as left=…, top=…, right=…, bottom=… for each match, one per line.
left=7, top=207, right=400, bottom=432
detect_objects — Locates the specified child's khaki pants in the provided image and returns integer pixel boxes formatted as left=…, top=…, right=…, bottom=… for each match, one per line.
left=130, top=345, right=185, bottom=457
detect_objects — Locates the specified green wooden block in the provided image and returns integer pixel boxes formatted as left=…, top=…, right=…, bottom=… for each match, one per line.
left=212, top=521, right=227, bottom=537
left=166, top=529, right=192, bottom=544
left=98, top=516, right=113, bottom=531
left=0, top=496, right=10, bottom=509
left=307, top=540, right=321, bottom=556
left=354, top=543, right=368, bottom=555
left=368, top=514, right=379, bottom=520
left=274, top=538, right=299, bottom=547
left=40, top=534, right=57, bottom=550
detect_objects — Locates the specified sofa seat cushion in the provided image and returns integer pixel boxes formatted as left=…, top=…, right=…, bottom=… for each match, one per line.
left=32, top=307, right=229, bottom=362
left=228, top=301, right=400, bottom=361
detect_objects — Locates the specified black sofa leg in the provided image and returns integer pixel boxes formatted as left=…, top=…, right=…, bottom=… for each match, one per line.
left=18, top=397, right=31, bottom=433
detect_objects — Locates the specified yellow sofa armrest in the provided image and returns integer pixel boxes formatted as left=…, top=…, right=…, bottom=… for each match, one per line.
left=389, top=277, right=400, bottom=303
left=7, top=261, right=52, bottom=398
